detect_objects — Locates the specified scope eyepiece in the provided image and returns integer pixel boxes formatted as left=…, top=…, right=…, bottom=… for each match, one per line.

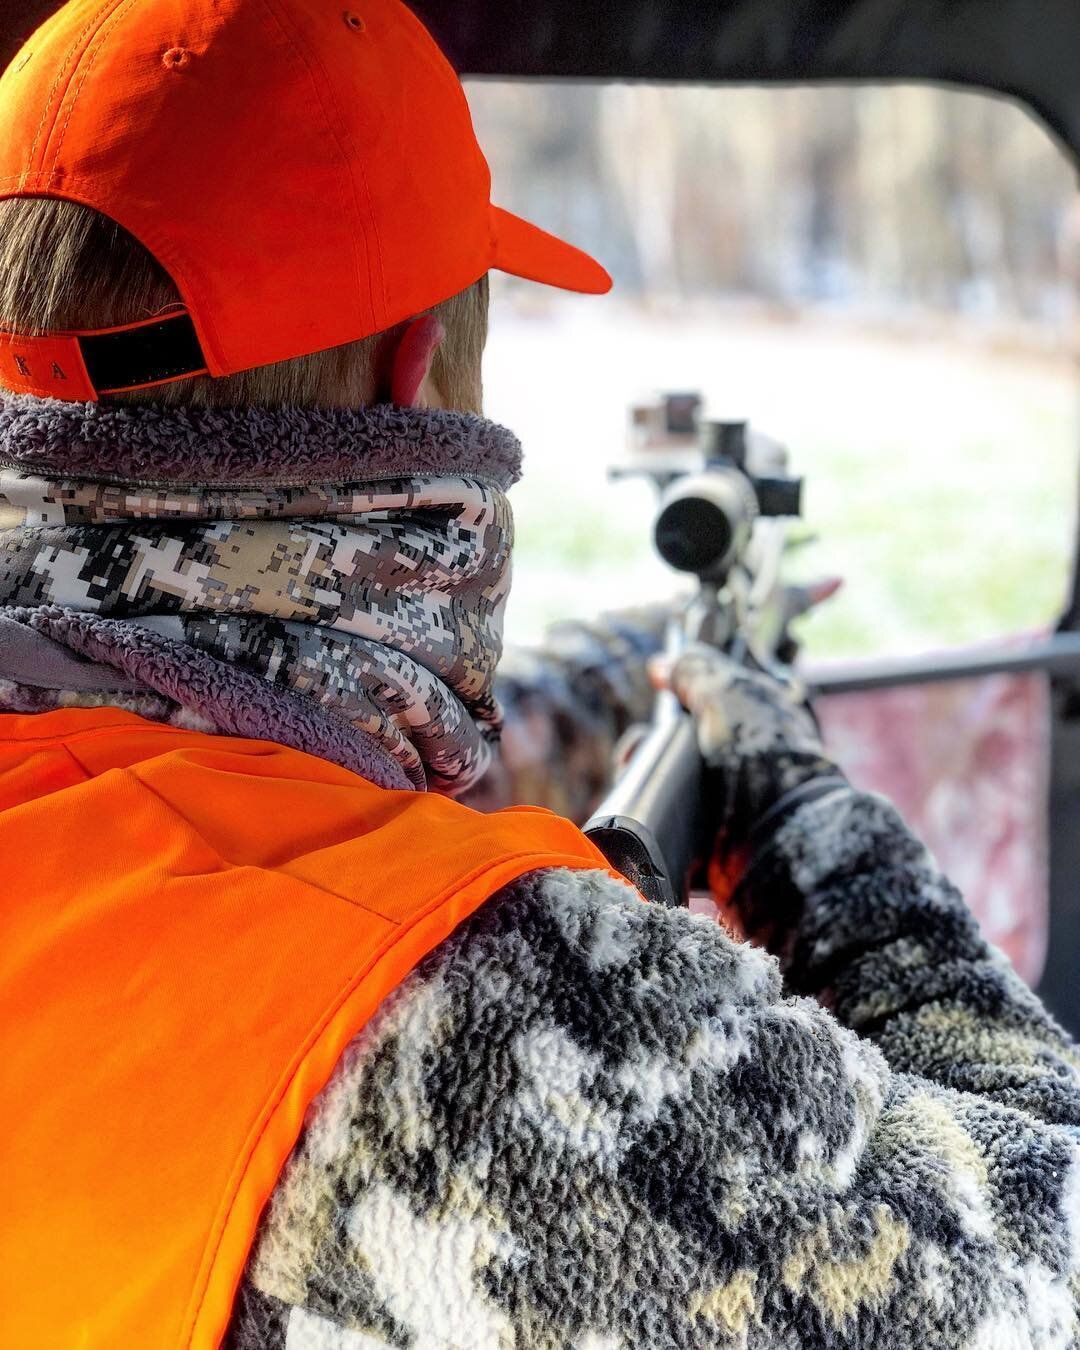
left=653, top=466, right=758, bottom=579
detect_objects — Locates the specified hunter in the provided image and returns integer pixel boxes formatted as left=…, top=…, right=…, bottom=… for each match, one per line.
left=1, top=2, right=1078, bottom=1347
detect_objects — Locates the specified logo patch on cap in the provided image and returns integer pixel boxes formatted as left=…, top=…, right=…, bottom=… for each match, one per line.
left=0, top=332, right=97, bottom=401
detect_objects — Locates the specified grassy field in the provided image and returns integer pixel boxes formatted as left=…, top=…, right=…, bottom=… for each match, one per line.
left=486, top=293, right=1079, bottom=661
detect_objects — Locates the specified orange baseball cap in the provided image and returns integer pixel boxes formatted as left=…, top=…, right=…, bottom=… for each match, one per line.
left=0, top=0, right=612, bottom=402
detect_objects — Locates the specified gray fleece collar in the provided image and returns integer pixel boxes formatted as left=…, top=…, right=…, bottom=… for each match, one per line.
left=1, top=605, right=411, bottom=790
left=0, top=394, right=522, bottom=491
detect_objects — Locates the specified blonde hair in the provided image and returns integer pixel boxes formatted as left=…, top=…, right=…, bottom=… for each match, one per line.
left=0, top=196, right=489, bottom=412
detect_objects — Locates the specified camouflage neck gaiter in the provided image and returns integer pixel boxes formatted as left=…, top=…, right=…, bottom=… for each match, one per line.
left=0, top=395, right=522, bottom=795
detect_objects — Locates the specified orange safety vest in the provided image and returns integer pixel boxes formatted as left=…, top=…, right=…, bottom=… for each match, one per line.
left=0, top=707, right=615, bottom=1348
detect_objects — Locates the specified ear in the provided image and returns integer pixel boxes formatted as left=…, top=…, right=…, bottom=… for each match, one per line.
left=390, top=315, right=446, bottom=407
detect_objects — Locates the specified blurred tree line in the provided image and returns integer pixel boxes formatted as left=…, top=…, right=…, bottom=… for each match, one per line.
left=468, top=82, right=1079, bottom=343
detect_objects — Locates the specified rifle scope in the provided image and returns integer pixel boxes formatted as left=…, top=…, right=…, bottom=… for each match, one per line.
left=586, top=409, right=805, bottom=907
left=653, top=465, right=758, bottom=580
left=653, top=417, right=803, bottom=582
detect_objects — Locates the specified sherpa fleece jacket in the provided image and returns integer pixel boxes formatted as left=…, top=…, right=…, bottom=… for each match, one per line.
left=221, top=621, right=1080, bottom=1350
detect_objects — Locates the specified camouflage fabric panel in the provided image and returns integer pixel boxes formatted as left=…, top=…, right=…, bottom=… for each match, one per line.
left=225, top=853, right=1080, bottom=1349
left=0, top=469, right=512, bottom=793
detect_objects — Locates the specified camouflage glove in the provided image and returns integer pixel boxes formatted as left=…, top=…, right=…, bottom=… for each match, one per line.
left=668, top=644, right=843, bottom=861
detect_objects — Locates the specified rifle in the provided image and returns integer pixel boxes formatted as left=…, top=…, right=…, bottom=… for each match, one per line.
left=583, top=394, right=805, bottom=908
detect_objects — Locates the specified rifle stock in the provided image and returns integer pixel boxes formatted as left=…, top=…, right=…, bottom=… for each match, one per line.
left=584, top=701, right=703, bottom=907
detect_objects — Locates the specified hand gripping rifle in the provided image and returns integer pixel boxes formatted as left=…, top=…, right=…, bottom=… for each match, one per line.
left=584, top=394, right=804, bottom=908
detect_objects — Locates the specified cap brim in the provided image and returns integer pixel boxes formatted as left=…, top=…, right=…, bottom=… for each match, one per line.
left=491, top=206, right=612, bottom=295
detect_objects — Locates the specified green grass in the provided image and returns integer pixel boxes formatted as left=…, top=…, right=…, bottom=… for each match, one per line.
left=492, top=305, right=1079, bottom=661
